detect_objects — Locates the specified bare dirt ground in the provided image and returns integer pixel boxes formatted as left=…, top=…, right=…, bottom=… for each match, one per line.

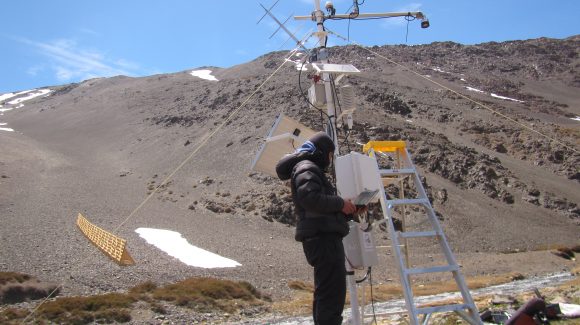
left=0, top=36, right=578, bottom=322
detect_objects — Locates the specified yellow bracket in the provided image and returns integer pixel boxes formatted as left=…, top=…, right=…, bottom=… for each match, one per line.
left=76, top=213, right=135, bottom=266
left=362, top=140, right=407, bottom=154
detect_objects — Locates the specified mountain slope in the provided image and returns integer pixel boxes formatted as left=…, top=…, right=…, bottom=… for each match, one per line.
left=0, top=36, right=578, bottom=300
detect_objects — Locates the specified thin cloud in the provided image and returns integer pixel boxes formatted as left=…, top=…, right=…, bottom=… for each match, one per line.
left=18, top=37, right=140, bottom=82
left=26, top=65, right=45, bottom=76
left=79, top=28, right=101, bottom=37
left=235, top=49, right=249, bottom=56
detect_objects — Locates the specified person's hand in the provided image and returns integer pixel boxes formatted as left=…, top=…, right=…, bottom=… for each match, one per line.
left=356, top=205, right=368, bottom=214
left=341, top=199, right=356, bottom=215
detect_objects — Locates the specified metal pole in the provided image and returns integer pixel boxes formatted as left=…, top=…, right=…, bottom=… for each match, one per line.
left=312, top=0, right=353, bottom=322
left=295, top=11, right=426, bottom=20
left=312, top=0, right=340, bottom=154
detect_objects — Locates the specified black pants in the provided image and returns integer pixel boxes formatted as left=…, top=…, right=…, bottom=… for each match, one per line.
left=302, top=234, right=346, bottom=325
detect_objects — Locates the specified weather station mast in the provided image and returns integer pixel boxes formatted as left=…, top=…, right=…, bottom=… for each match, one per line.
left=293, top=0, right=429, bottom=153
left=253, top=1, right=483, bottom=325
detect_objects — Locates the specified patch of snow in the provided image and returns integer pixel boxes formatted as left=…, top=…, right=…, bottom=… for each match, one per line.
left=0, top=123, right=6, bottom=126
left=0, top=127, right=14, bottom=132
left=7, top=89, right=52, bottom=105
left=465, top=86, right=485, bottom=93
left=491, top=93, right=524, bottom=103
left=190, top=69, right=218, bottom=81
left=432, top=67, right=449, bottom=74
left=0, top=107, right=15, bottom=113
left=571, top=116, right=580, bottom=121
left=135, top=228, right=241, bottom=268
left=270, top=273, right=574, bottom=325
left=3, top=90, right=35, bottom=103
left=285, top=59, right=307, bottom=71
left=405, top=119, right=413, bottom=123
left=0, top=93, right=16, bottom=102
left=460, top=78, right=466, bottom=82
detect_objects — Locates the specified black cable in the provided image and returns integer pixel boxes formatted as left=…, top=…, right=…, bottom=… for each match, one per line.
left=405, top=15, right=416, bottom=43
left=297, top=58, right=336, bottom=152
left=369, top=267, right=378, bottom=325
left=343, top=129, right=352, bottom=152
left=298, top=59, right=323, bottom=113
left=347, top=15, right=351, bottom=42
left=329, top=75, right=343, bottom=154
left=356, top=267, right=371, bottom=283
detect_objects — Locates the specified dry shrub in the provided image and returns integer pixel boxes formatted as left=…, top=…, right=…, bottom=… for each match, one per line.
left=35, top=293, right=135, bottom=324
left=0, top=272, right=59, bottom=304
left=0, top=272, right=31, bottom=285
left=152, top=277, right=268, bottom=312
left=0, top=283, right=59, bottom=304
left=149, top=301, right=167, bottom=314
left=288, top=280, right=313, bottom=292
left=128, top=280, right=157, bottom=298
left=0, top=307, right=29, bottom=324
left=272, top=291, right=313, bottom=316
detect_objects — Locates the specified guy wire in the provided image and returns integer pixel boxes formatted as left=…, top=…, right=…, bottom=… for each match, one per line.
left=22, top=41, right=309, bottom=324
left=113, top=42, right=312, bottom=234
left=326, top=28, right=579, bottom=154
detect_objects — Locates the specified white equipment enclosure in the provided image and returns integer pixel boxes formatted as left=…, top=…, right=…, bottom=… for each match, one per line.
left=336, top=152, right=381, bottom=204
left=343, top=220, right=379, bottom=269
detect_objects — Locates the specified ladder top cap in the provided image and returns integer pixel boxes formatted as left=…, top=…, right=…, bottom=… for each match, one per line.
left=363, top=140, right=407, bottom=153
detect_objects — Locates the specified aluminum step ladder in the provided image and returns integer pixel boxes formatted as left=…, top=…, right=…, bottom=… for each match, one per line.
left=363, top=141, right=482, bottom=325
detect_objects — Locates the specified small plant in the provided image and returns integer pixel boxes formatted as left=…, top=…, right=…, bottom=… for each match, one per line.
left=36, top=293, right=135, bottom=324
left=0, top=307, right=29, bottom=324
left=0, top=272, right=59, bottom=304
left=0, top=277, right=269, bottom=323
left=151, top=277, right=268, bottom=312
left=128, top=280, right=157, bottom=296
left=288, top=280, right=313, bottom=292
left=0, top=272, right=31, bottom=285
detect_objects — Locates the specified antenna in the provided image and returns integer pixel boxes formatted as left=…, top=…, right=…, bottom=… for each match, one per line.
left=258, top=2, right=308, bottom=51
left=256, top=0, right=281, bottom=24
left=277, top=24, right=305, bottom=50
left=288, top=2, right=435, bottom=325
left=291, top=1, right=430, bottom=153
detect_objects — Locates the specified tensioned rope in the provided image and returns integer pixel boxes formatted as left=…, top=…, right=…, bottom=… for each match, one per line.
left=21, top=40, right=311, bottom=324
left=112, top=47, right=307, bottom=234
left=326, top=29, right=579, bottom=154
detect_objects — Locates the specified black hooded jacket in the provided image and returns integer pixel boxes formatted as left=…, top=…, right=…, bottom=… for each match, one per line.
left=275, top=133, right=349, bottom=241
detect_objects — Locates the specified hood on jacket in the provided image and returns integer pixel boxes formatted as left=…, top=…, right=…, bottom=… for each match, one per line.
left=275, top=132, right=335, bottom=180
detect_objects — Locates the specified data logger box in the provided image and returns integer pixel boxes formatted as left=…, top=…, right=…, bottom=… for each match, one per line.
left=336, top=152, right=381, bottom=204
left=343, top=221, right=378, bottom=268
left=308, top=83, right=326, bottom=107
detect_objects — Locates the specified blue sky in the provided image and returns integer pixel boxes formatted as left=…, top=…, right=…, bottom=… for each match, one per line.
left=1, top=0, right=578, bottom=93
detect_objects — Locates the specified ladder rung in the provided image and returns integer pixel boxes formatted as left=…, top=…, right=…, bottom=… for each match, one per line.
left=417, top=304, right=470, bottom=315
left=379, top=168, right=415, bottom=176
left=405, top=265, right=459, bottom=275
left=387, top=198, right=429, bottom=207
left=399, top=231, right=438, bottom=239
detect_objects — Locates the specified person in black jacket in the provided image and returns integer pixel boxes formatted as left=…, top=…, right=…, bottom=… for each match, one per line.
left=276, top=132, right=356, bottom=325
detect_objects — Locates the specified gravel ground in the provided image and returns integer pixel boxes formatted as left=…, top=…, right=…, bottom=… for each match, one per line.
left=0, top=37, right=578, bottom=322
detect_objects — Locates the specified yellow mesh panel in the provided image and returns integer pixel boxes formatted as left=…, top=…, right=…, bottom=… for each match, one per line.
left=76, top=213, right=135, bottom=266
